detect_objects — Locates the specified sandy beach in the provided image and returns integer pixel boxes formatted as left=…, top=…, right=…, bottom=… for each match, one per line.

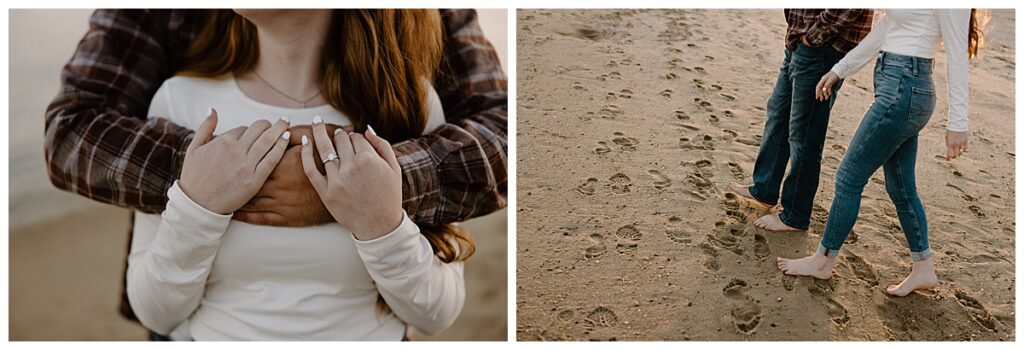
left=516, top=9, right=1015, bottom=340
left=8, top=9, right=508, bottom=341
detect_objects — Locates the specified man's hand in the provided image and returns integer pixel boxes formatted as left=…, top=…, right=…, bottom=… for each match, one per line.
left=233, top=123, right=348, bottom=227
left=801, top=34, right=816, bottom=48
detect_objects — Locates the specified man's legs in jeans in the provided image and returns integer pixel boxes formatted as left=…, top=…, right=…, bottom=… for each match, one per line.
left=746, top=45, right=842, bottom=231
left=744, top=51, right=793, bottom=207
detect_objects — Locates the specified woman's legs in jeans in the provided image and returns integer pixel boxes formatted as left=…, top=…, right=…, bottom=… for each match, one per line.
left=776, top=104, right=937, bottom=295
left=881, top=136, right=938, bottom=296
left=774, top=110, right=909, bottom=279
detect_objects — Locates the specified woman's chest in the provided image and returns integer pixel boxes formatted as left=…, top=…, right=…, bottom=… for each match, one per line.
left=208, top=222, right=374, bottom=287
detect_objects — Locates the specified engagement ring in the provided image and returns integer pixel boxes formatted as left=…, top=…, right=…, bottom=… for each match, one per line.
left=322, top=153, right=338, bottom=164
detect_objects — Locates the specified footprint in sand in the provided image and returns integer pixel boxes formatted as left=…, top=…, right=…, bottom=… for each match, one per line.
left=831, top=144, right=846, bottom=155
left=781, top=275, right=796, bottom=291
left=808, top=284, right=850, bottom=327
left=722, top=129, right=738, bottom=141
left=674, top=110, right=690, bottom=120
left=609, top=173, right=633, bottom=194
left=585, top=306, right=619, bottom=327
left=842, top=252, right=878, bottom=286
left=597, top=71, right=622, bottom=81
left=584, top=233, right=607, bottom=259
left=710, top=220, right=746, bottom=256
left=687, top=171, right=716, bottom=196
left=577, top=178, right=599, bottom=195
left=572, top=81, right=587, bottom=91
left=617, top=89, right=634, bottom=99
left=679, top=134, right=715, bottom=150
left=753, top=232, right=771, bottom=260
left=708, top=114, right=720, bottom=125
left=611, top=132, right=639, bottom=151
left=968, top=204, right=986, bottom=218
left=722, top=279, right=763, bottom=334
left=615, top=224, right=642, bottom=241
left=727, top=162, right=745, bottom=180
left=811, top=203, right=830, bottom=224
left=557, top=309, right=575, bottom=323
left=701, top=241, right=721, bottom=271
left=822, top=156, right=841, bottom=171
left=719, top=93, right=736, bottom=101
left=723, top=192, right=741, bottom=211
left=954, top=290, right=999, bottom=331
left=595, top=141, right=611, bottom=154
left=693, top=97, right=713, bottom=112
left=598, top=104, right=624, bottom=119
left=660, top=89, right=673, bottom=98
left=648, top=170, right=672, bottom=189
left=694, top=158, right=713, bottom=169
left=665, top=216, right=693, bottom=244
left=665, top=72, right=679, bottom=80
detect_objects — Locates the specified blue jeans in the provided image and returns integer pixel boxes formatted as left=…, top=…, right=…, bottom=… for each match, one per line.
left=749, top=43, right=844, bottom=230
left=818, top=52, right=936, bottom=262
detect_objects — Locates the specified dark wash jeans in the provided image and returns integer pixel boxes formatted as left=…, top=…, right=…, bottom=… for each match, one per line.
left=749, top=43, right=844, bottom=229
left=818, top=52, right=936, bottom=262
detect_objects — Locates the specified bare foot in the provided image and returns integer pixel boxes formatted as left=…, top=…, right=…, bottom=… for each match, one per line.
left=776, top=253, right=834, bottom=279
left=727, top=183, right=774, bottom=208
left=885, top=258, right=938, bottom=297
left=754, top=214, right=803, bottom=232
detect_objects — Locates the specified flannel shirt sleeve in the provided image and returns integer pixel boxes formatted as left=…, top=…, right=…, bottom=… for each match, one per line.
left=44, top=9, right=194, bottom=214
left=392, top=9, right=509, bottom=225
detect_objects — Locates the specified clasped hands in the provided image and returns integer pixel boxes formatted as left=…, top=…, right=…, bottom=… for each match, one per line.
left=179, top=109, right=405, bottom=240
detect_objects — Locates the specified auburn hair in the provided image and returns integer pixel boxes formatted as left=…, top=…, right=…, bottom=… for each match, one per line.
left=180, top=9, right=474, bottom=314
left=968, top=9, right=989, bottom=60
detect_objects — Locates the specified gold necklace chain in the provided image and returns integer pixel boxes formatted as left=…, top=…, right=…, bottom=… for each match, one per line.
left=252, top=70, right=321, bottom=108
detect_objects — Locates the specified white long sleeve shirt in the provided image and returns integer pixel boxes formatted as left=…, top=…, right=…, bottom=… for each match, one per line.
left=127, top=75, right=461, bottom=340
left=830, top=9, right=971, bottom=132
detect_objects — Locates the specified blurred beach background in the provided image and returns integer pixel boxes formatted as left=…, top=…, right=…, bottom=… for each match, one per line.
left=8, top=9, right=508, bottom=340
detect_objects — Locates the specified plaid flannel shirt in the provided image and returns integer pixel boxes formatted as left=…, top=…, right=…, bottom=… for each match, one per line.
left=784, top=9, right=874, bottom=54
left=44, top=9, right=508, bottom=225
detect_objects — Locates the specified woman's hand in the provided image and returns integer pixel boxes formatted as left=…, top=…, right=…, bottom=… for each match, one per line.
left=815, top=71, right=840, bottom=101
left=300, top=116, right=404, bottom=241
left=179, top=109, right=291, bottom=214
left=945, top=130, right=969, bottom=160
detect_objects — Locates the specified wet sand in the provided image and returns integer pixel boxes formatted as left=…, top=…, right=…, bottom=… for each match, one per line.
left=516, top=9, right=1015, bottom=340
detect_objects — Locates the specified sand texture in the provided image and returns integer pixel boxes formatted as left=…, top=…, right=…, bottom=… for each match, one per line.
left=516, top=9, right=1015, bottom=341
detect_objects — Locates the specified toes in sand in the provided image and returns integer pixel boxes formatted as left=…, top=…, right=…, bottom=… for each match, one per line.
left=753, top=214, right=803, bottom=232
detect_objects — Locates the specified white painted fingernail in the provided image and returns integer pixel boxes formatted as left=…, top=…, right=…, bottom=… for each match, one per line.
left=334, top=129, right=342, bottom=135
left=367, top=125, right=377, bottom=136
left=208, top=107, right=215, bottom=116
left=301, top=135, right=308, bottom=145
left=313, top=115, right=323, bottom=124
left=281, top=116, right=290, bottom=124
left=281, top=131, right=290, bottom=140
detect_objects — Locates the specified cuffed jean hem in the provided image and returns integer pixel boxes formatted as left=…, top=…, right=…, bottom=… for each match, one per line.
left=910, top=249, right=933, bottom=262
left=747, top=185, right=778, bottom=207
left=817, top=243, right=840, bottom=258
